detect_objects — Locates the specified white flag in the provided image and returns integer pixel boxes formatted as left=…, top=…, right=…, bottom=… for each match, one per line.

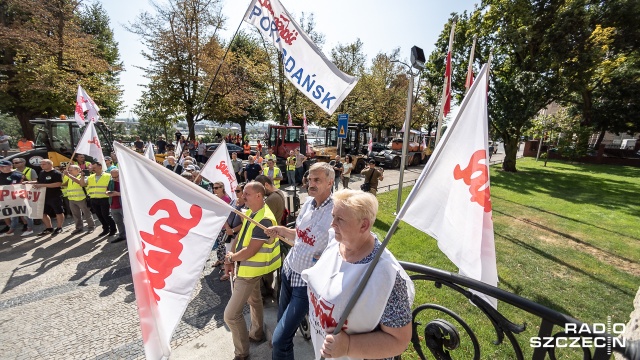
left=397, top=64, right=497, bottom=308
left=75, top=121, right=106, bottom=169
left=144, top=142, right=155, bottom=161
left=114, top=142, right=234, bottom=360
left=244, top=0, right=358, bottom=115
left=80, top=86, right=100, bottom=123
left=74, top=86, right=87, bottom=126
left=199, top=140, right=238, bottom=201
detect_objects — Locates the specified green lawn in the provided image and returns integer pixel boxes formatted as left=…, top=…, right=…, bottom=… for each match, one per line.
left=372, top=158, right=640, bottom=359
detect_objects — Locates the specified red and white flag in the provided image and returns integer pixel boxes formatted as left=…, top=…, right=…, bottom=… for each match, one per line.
left=367, top=133, right=373, bottom=154
left=75, top=121, right=106, bottom=169
left=144, top=142, right=155, bottom=161
left=397, top=64, right=497, bottom=308
left=74, top=86, right=87, bottom=126
left=74, top=85, right=101, bottom=125
left=199, top=140, right=238, bottom=200
left=443, top=52, right=453, bottom=118
left=287, top=109, right=293, bottom=127
left=114, top=142, right=234, bottom=360
left=303, top=110, right=308, bottom=135
left=465, top=36, right=477, bottom=92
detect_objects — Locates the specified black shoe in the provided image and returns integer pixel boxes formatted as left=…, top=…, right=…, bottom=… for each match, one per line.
left=108, top=230, right=117, bottom=236
left=0, top=226, right=10, bottom=234
left=38, top=228, right=54, bottom=236
left=109, top=236, right=126, bottom=243
left=98, top=230, right=110, bottom=237
left=86, top=228, right=95, bottom=233
left=71, top=229, right=84, bottom=235
left=51, top=228, right=64, bottom=236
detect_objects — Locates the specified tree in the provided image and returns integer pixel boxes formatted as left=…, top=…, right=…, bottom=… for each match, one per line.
left=77, top=2, right=124, bottom=119
left=427, top=4, right=560, bottom=172
left=128, top=0, right=225, bottom=140
left=548, top=0, right=640, bottom=148
left=201, top=30, right=271, bottom=138
left=0, top=0, right=121, bottom=139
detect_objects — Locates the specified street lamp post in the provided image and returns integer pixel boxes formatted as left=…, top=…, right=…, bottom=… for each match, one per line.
left=393, top=46, right=425, bottom=215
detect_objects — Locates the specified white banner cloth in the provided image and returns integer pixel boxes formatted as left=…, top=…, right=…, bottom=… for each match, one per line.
left=199, top=140, right=238, bottom=201
left=144, top=142, right=155, bottom=161
left=243, top=0, right=358, bottom=115
left=75, top=121, right=106, bottom=169
left=114, top=142, right=234, bottom=359
left=0, top=185, right=46, bottom=219
left=398, top=64, right=498, bottom=308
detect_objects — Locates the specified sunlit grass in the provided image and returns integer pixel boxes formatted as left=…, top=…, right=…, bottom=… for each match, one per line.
left=372, top=158, right=640, bottom=359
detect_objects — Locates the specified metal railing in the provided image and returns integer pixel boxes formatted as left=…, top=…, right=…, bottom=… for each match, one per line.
left=400, top=261, right=639, bottom=360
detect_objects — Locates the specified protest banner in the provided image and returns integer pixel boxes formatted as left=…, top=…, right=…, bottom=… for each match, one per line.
left=0, top=184, right=46, bottom=219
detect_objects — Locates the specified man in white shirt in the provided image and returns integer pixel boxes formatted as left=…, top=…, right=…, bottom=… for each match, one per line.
left=265, top=162, right=335, bottom=360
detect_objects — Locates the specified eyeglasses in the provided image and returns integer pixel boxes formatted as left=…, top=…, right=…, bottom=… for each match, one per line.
left=213, top=186, right=223, bottom=190
left=234, top=189, right=242, bottom=193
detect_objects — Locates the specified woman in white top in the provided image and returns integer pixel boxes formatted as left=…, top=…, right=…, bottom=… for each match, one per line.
left=341, top=154, right=353, bottom=189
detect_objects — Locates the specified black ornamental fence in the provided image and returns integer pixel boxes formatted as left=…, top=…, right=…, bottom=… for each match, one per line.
left=399, top=261, right=639, bottom=360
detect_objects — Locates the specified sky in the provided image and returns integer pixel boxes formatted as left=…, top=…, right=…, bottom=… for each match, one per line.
left=101, top=0, right=478, bottom=119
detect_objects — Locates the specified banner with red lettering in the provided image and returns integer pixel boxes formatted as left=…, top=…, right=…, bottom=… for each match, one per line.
left=244, top=0, right=358, bottom=115
left=75, top=121, right=107, bottom=169
left=114, top=142, right=234, bottom=360
left=0, top=185, right=45, bottom=219
left=199, top=140, right=238, bottom=201
left=397, top=64, right=498, bottom=308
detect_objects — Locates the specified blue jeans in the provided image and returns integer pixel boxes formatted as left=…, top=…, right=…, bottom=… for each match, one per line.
left=272, top=271, right=308, bottom=360
left=287, top=170, right=296, bottom=187
left=10, top=216, right=33, bottom=230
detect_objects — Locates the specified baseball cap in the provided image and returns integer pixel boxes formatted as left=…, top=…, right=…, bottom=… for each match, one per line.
left=0, top=160, right=12, bottom=166
left=104, top=156, right=112, bottom=161
left=368, top=159, right=376, bottom=164
left=185, top=165, right=196, bottom=171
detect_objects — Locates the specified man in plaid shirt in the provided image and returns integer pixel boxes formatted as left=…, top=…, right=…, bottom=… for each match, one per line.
left=265, top=162, right=335, bottom=360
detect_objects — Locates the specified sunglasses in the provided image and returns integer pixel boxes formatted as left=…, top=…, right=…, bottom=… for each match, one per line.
left=213, top=186, right=223, bottom=190
left=234, top=189, right=243, bottom=193
left=12, top=162, right=22, bottom=165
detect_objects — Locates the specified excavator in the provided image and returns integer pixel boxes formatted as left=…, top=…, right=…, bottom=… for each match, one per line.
left=4, top=117, right=115, bottom=171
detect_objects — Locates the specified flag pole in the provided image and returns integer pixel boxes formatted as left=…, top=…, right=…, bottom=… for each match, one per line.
left=322, top=65, right=491, bottom=359
left=435, top=16, right=458, bottom=146
left=465, top=35, right=477, bottom=95
left=67, top=122, right=91, bottom=170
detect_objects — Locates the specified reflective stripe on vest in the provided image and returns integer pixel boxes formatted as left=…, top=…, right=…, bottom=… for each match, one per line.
left=21, top=167, right=34, bottom=181
left=286, top=156, right=296, bottom=171
left=235, top=205, right=281, bottom=278
left=87, top=173, right=111, bottom=198
left=66, top=175, right=86, bottom=201
left=262, top=167, right=281, bottom=187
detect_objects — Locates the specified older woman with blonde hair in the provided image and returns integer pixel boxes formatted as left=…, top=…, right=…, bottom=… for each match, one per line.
left=302, top=189, right=415, bottom=360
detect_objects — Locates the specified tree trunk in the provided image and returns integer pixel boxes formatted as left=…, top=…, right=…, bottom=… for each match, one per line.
left=17, top=111, right=35, bottom=140
left=278, top=55, right=286, bottom=124
left=502, top=135, right=519, bottom=172
left=594, top=128, right=606, bottom=149
left=186, top=112, right=196, bottom=141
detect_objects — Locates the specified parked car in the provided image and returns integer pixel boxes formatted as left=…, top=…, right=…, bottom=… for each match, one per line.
left=205, top=143, right=256, bottom=160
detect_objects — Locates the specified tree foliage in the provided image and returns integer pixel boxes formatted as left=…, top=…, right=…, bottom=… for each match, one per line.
left=0, top=0, right=122, bottom=139
left=128, top=0, right=225, bottom=140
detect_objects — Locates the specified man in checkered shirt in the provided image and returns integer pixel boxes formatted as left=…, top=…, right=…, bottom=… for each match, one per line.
left=266, top=162, right=335, bottom=360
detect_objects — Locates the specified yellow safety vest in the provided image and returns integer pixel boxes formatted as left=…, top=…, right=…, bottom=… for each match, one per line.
left=286, top=156, right=296, bottom=171
left=264, top=154, right=277, bottom=163
left=235, top=205, right=281, bottom=278
left=66, top=175, right=87, bottom=201
left=87, top=173, right=111, bottom=198
left=21, top=167, right=35, bottom=181
left=61, top=175, right=69, bottom=197
left=262, top=166, right=281, bottom=187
